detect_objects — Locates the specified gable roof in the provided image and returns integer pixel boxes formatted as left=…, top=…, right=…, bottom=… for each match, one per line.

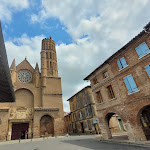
left=16, top=58, right=34, bottom=73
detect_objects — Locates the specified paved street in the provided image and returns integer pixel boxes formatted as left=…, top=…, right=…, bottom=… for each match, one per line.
left=0, top=135, right=149, bottom=150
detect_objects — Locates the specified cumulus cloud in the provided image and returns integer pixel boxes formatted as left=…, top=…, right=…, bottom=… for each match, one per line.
left=30, top=0, right=150, bottom=112
left=0, top=0, right=29, bottom=22
left=3, top=0, right=150, bottom=112
left=6, top=34, right=45, bottom=68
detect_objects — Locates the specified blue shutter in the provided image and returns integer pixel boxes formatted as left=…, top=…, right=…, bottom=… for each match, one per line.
left=127, top=75, right=138, bottom=92
left=135, top=44, right=144, bottom=57
left=123, top=76, right=132, bottom=93
left=117, top=59, right=122, bottom=70
left=141, top=42, right=150, bottom=54
left=120, top=57, right=127, bottom=68
left=145, top=64, right=150, bottom=78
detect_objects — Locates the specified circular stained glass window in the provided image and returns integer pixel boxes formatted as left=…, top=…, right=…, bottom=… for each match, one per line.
left=17, top=70, right=32, bottom=83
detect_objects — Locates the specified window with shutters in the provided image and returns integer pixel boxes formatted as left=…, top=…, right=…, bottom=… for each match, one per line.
left=117, top=57, right=128, bottom=70
left=145, top=64, right=150, bottom=78
left=87, top=120, right=92, bottom=130
left=86, top=108, right=90, bottom=116
left=107, top=85, right=115, bottom=99
left=135, top=42, right=150, bottom=58
left=96, top=91, right=103, bottom=103
left=79, top=111, right=82, bottom=119
left=123, top=74, right=138, bottom=94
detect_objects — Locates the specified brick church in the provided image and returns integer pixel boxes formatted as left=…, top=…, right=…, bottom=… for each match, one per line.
left=0, top=37, right=65, bottom=140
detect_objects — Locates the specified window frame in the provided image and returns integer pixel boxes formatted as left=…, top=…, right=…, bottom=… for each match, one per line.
left=117, top=57, right=128, bottom=70
left=107, top=85, right=115, bottom=99
left=123, top=74, right=139, bottom=94
left=145, top=64, right=150, bottom=78
left=135, top=42, right=150, bottom=58
left=103, top=71, right=109, bottom=79
left=96, top=91, right=103, bottom=103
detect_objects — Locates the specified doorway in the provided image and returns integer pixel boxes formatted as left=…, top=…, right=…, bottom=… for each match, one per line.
left=11, top=123, right=29, bottom=140
left=80, top=122, right=85, bottom=133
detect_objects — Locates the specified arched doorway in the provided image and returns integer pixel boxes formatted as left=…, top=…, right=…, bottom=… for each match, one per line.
left=11, top=89, right=34, bottom=140
left=139, top=105, right=150, bottom=140
left=106, top=113, right=127, bottom=139
left=40, top=115, right=54, bottom=137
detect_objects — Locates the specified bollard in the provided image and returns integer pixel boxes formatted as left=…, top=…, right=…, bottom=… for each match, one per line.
left=19, top=138, right=20, bottom=143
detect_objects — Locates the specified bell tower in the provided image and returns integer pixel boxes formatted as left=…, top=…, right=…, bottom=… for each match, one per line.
left=41, top=37, right=58, bottom=77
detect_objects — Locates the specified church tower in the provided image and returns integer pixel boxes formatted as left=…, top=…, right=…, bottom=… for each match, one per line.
left=41, top=37, right=58, bottom=77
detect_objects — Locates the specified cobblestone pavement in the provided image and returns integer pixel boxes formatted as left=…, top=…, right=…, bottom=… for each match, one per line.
left=0, top=135, right=149, bottom=150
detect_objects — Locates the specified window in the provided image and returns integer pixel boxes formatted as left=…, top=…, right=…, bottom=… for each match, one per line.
left=103, top=71, right=109, bottom=78
left=135, top=42, right=150, bottom=58
left=72, top=104, right=74, bottom=110
left=46, top=52, right=48, bottom=59
left=145, top=64, right=150, bottom=78
left=84, top=98, right=87, bottom=105
left=82, top=91, right=85, bottom=96
left=76, top=95, right=79, bottom=99
left=117, top=57, right=127, bottom=70
left=86, top=108, right=90, bottom=116
left=93, top=78, right=98, bottom=85
left=79, top=111, right=82, bottom=119
left=123, top=74, right=138, bottom=93
left=96, top=91, right=103, bottom=103
left=107, top=85, right=115, bottom=99
left=73, top=113, right=76, bottom=120
left=87, top=120, right=92, bottom=130
left=50, top=52, right=52, bottom=59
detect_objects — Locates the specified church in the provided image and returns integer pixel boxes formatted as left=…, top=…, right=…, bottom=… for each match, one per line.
left=0, top=37, right=65, bottom=140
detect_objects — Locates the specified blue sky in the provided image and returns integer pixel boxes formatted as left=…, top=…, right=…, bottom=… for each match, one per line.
left=0, top=0, right=150, bottom=112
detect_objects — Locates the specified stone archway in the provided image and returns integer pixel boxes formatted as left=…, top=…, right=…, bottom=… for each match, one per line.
left=137, top=105, right=150, bottom=140
left=40, top=115, right=54, bottom=137
left=104, top=112, right=127, bottom=140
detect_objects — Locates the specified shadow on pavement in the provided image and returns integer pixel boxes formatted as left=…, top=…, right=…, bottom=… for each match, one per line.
left=61, top=137, right=149, bottom=150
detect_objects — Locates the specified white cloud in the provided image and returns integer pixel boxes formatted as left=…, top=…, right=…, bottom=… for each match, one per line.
left=4, top=0, right=150, bottom=112
left=0, top=0, right=29, bottom=22
left=6, top=34, right=45, bottom=68
left=31, top=0, right=150, bottom=113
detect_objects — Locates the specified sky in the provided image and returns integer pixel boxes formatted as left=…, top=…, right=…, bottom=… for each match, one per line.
left=0, top=0, right=150, bottom=112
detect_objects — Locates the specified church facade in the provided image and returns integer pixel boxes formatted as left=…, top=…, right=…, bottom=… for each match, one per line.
left=0, top=37, right=65, bottom=140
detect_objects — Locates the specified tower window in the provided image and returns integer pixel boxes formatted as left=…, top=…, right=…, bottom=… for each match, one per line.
left=50, top=62, right=52, bottom=68
left=46, top=52, right=48, bottom=59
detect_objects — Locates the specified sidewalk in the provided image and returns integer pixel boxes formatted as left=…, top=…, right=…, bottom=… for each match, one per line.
left=96, top=134, right=150, bottom=148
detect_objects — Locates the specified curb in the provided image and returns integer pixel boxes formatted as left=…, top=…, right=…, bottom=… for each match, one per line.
left=97, top=139, right=150, bottom=148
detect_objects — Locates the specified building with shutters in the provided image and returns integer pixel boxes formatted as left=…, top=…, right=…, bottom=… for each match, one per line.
left=84, top=22, right=150, bottom=141
left=0, top=37, right=65, bottom=140
left=66, top=86, right=100, bottom=135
